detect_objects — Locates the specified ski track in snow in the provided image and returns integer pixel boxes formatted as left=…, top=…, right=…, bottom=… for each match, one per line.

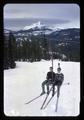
left=4, top=60, right=80, bottom=116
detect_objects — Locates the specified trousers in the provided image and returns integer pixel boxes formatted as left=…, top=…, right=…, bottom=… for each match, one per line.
left=52, top=80, right=62, bottom=97
left=42, top=80, right=52, bottom=94
left=42, top=79, right=62, bottom=97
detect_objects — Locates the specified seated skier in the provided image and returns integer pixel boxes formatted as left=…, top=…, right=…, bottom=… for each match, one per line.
left=41, top=67, right=55, bottom=95
left=52, top=67, right=64, bottom=97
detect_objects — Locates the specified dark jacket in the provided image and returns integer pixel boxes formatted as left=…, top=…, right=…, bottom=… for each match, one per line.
left=55, top=73, right=64, bottom=85
left=46, top=72, right=55, bottom=81
left=55, top=73, right=64, bottom=82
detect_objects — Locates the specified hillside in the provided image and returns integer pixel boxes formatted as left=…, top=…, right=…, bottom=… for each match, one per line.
left=4, top=60, right=80, bottom=116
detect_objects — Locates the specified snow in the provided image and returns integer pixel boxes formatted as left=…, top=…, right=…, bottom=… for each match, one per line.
left=32, top=30, right=53, bottom=36
left=23, top=21, right=42, bottom=30
left=23, top=21, right=61, bottom=32
left=4, top=60, right=80, bottom=116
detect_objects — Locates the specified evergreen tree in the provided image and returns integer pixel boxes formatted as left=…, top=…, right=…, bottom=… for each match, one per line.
left=41, top=37, right=49, bottom=60
left=4, top=31, right=16, bottom=69
left=4, top=34, right=9, bottom=69
left=8, top=32, right=16, bottom=68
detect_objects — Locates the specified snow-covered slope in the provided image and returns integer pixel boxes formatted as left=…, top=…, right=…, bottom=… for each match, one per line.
left=23, top=21, right=61, bottom=31
left=4, top=60, right=80, bottom=116
left=22, top=21, right=55, bottom=35
left=23, top=21, right=43, bottom=30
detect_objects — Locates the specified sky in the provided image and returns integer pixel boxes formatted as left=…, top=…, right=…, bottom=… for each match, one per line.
left=4, top=4, right=80, bottom=31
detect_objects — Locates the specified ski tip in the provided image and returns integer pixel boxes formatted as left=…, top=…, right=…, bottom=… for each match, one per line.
left=68, top=82, right=70, bottom=85
left=25, top=103, right=28, bottom=104
left=55, top=110, right=57, bottom=112
left=55, top=108, right=58, bottom=112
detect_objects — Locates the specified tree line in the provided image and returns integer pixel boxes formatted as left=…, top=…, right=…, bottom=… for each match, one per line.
left=4, top=31, right=80, bottom=69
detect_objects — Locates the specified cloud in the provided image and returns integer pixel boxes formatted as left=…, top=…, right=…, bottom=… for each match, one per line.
left=4, top=4, right=80, bottom=20
left=4, top=4, right=80, bottom=30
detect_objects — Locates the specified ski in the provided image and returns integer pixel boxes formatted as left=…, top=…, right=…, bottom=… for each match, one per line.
left=54, top=82, right=70, bottom=112
left=55, top=96, right=59, bottom=112
left=43, top=82, right=70, bottom=109
left=25, top=93, right=45, bottom=105
left=63, top=82, right=70, bottom=85
left=25, top=82, right=69, bottom=105
left=43, top=90, right=57, bottom=109
left=40, top=86, right=53, bottom=109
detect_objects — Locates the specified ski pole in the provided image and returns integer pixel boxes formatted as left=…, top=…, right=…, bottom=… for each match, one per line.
left=55, top=96, right=59, bottom=112
left=63, top=82, right=70, bottom=85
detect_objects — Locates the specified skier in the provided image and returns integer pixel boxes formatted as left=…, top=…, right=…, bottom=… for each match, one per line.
left=52, top=67, right=64, bottom=97
left=41, top=67, right=55, bottom=95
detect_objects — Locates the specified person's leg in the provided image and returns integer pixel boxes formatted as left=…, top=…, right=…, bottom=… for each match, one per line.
left=46, top=80, right=53, bottom=94
left=52, top=84, right=55, bottom=96
left=46, top=81, right=50, bottom=94
left=41, top=80, right=48, bottom=94
left=46, top=85, right=49, bottom=94
left=52, top=81, right=58, bottom=96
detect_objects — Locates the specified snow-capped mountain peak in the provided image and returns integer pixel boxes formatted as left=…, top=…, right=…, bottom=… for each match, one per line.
left=23, top=21, right=43, bottom=30
left=23, top=21, right=62, bottom=32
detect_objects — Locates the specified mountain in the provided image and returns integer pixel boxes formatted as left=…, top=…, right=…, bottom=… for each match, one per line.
left=23, top=21, right=43, bottom=30
left=4, top=23, right=80, bottom=63
left=12, top=22, right=79, bottom=41
left=23, top=21, right=61, bottom=31
left=13, top=21, right=60, bottom=36
left=13, top=27, right=80, bottom=45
